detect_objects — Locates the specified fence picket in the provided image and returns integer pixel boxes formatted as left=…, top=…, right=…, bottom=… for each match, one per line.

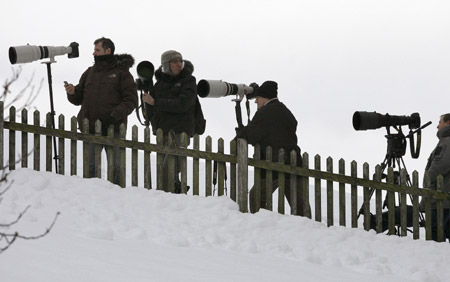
left=412, top=171, right=420, bottom=239
left=315, top=155, right=321, bottom=223
left=290, top=150, right=297, bottom=216
left=9, top=107, right=16, bottom=170
left=180, top=133, right=188, bottom=194
left=400, top=169, right=408, bottom=236
left=58, top=115, right=65, bottom=175
left=351, top=161, right=357, bottom=228
left=375, top=165, right=383, bottom=233
left=339, top=158, right=345, bottom=226
left=327, top=157, right=333, bottom=227
left=278, top=148, right=285, bottom=215
left=21, top=109, right=28, bottom=168
left=230, top=139, right=237, bottom=202
left=205, top=136, right=212, bottom=196
left=132, top=125, right=138, bottom=186
left=387, top=167, right=396, bottom=235
left=363, top=163, right=370, bottom=231
left=266, top=146, right=273, bottom=211
left=33, top=110, right=40, bottom=171
left=218, top=138, right=225, bottom=196
left=193, top=135, right=200, bottom=195
left=303, top=152, right=311, bottom=218
left=46, top=113, right=52, bottom=172
left=70, top=117, right=77, bottom=176
left=437, top=175, right=444, bottom=242
left=144, top=127, right=151, bottom=189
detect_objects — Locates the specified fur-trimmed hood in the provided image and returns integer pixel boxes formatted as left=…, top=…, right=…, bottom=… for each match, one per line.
left=115, top=53, right=135, bottom=69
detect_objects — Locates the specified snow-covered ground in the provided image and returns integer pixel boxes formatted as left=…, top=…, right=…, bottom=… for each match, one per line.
left=0, top=168, right=449, bottom=282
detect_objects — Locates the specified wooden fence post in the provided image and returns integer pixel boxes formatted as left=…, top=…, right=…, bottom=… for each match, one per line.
left=339, top=158, right=345, bottom=226
left=230, top=139, right=237, bottom=202
left=33, top=110, right=40, bottom=171
left=412, top=171, right=420, bottom=239
left=315, top=154, right=322, bottom=223
left=70, top=117, right=77, bottom=176
left=387, top=167, right=396, bottom=235
left=437, top=175, right=444, bottom=242
left=46, top=112, right=52, bottom=172
left=266, top=146, right=273, bottom=211
left=193, top=135, right=200, bottom=195
left=94, top=120, right=102, bottom=178
left=218, top=138, right=225, bottom=196
left=351, top=160, right=357, bottom=228
left=303, top=152, right=311, bottom=218
left=58, top=114, right=65, bottom=175
left=375, top=165, right=383, bottom=233
left=180, top=133, right=188, bottom=194
left=82, top=118, right=89, bottom=178
left=326, top=157, right=333, bottom=227
left=132, top=125, right=138, bottom=187
left=400, top=169, right=408, bottom=236
left=205, top=136, right=212, bottom=196
left=119, top=124, right=126, bottom=188
left=237, top=138, right=248, bottom=213
left=278, top=148, right=285, bottom=215
left=290, top=150, right=297, bottom=216
left=424, top=173, right=432, bottom=240
left=144, top=127, right=151, bottom=189
left=9, top=107, right=16, bottom=170
left=21, top=109, right=28, bottom=168
left=156, top=129, right=164, bottom=191
left=363, top=162, right=370, bottom=231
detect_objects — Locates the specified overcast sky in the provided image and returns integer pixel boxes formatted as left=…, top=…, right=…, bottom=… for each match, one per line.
left=1, top=0, right=449, bottom=176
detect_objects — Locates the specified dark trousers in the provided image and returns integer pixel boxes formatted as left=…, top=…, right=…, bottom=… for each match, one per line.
left=249, top=176, right=311, bottom=216
left=89, top=131, right=121, bottom=185
left=431, top=209, right=450, bottom=242
left=161, top=134, right=190, bottom=192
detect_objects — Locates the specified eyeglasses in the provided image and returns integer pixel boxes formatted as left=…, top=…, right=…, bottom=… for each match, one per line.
left=169, top=59, right=183, bottom=64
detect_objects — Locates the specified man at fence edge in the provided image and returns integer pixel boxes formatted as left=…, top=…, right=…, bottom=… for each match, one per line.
left=420, top=113, right=450, bottom=242
left=64, top=37, right=138, bottom=185
left=235, top=80, right=311, bottom=216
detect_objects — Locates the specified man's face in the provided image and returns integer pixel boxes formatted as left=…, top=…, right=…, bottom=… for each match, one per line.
left=93, top=43, right=110, bottom=56
left=255, top=96, right=269, bottom=110
left=169, top=58, right=183, bottom=76
left=437, top=116, right=450, bottom=131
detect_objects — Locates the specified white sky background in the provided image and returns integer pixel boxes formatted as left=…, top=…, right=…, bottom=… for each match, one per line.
left=1, top=0, right=449, bottom=176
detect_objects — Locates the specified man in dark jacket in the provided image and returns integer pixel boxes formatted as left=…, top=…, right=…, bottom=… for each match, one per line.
left=142, top=50, right=196, bottom=193
left=420, top=113, right=450, bottom=241
left=65, top=37, right=138, bottom=184
left=236, top=81, right=310, bottom=216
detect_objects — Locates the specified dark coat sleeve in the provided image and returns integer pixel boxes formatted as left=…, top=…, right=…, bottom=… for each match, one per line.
left=111, top=70, right=138, bottom=121
left=154, top=76, right=197, bottom=114
left=235, top=109, right=268, bottom=146
left=67, top=67, right=90, bottom=106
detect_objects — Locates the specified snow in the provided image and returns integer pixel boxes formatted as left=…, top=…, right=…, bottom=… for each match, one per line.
left=1, top=168, right=449, bottom=282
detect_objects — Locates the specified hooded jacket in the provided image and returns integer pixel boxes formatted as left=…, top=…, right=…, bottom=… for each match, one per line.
left=67, top=54, right=138, bottom=133
left=150, top=60, right=197, bottom=136
left=422, top=125, right=450, bottom=209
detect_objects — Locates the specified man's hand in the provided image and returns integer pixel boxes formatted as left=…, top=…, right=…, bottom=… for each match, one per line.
left=65, top=83, right=75, bottom=95
left=142, top=93, right=155, bottom=105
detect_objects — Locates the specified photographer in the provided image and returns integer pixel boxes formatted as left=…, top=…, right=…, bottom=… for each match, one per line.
left=65, top=37, right=138, bottom=185
left=142, top=50, right=196, bottom=193
left=235, top=81, right=311, bottom=216
left=420, top=113, right=450, bottom=241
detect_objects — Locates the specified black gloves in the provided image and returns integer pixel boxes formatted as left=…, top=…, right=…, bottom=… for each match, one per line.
left=100, top=115, right=116, bottom=136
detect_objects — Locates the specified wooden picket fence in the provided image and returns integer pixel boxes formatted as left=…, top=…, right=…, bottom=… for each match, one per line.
left=1, top=101, right=450, bottom=242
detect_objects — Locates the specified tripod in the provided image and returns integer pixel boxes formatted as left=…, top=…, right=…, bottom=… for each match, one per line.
left=358, top=124, right=431, bottom=233
left=43, top=61, right=59, bottom=173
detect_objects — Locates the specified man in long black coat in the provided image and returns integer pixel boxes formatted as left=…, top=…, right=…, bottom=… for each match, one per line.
left=236, top=81, right=310, bottom=216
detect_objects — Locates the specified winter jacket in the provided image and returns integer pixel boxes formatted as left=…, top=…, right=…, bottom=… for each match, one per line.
left=67, top=54, right=138, bottom=133
left=422, top=125, right=450, bottom=209
left=150, top=60, right=197, bottom=136
left=236, top=98, right=301, bottom=165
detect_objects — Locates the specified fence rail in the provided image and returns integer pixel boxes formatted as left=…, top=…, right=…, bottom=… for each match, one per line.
left=1, top=101, right=449, bottom=242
